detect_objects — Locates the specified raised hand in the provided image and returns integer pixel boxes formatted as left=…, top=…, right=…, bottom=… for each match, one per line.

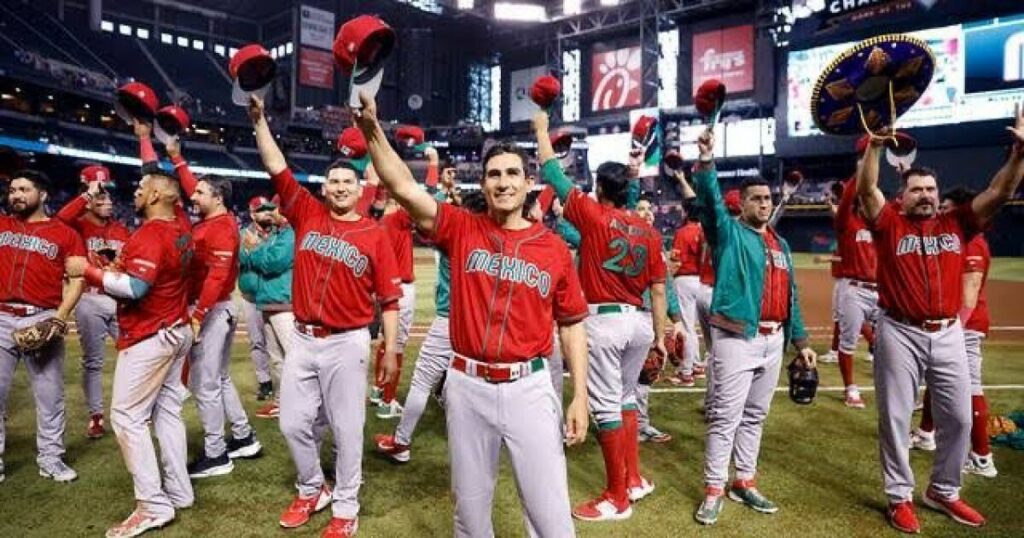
left=247, top=94, right=265, bottom=124
left=132, top=118, right=152, bottom=139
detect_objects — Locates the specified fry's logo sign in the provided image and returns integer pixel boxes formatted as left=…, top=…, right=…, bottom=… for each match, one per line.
left=692, top=25, right=754, bottom=95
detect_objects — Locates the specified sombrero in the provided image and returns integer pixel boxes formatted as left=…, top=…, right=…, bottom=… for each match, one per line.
left=811, top=34, right=934, bottom=137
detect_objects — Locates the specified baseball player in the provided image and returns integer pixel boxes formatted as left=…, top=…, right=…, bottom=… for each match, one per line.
left=240, top=196, right=296, bottom=419
left=69, top=166, right=196, bottom=537
left=356, top=91, right=590, bottom=538
left=250, top=95, right=402, bottom=538
left=535, top=110, right=667, bottom=522
left=239, top=197, right=278, bottom=402
left=911, top=187, right=998, bottom=478
left=689, top=129, right=815, bottom=526
left=833, top=175, right=879, bottom=408
left=146, top=133, right=261, bottom=477
left=54, top=165, right=130, bottom=438
left=668, top=168, right=704, bottom=386
left=375, top=188, right=489, bottom=463
left=855, top=113, right=1024, bottom=532
left=0, top=170, right=86, bottom=484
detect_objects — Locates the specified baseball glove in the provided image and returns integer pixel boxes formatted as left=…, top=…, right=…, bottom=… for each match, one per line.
left=988, top=415, right=1018, bottom=438
left=639, top=347, right=665, bottom=385
left=13, top=317, right=68, bottom=352
left=787, top=356, right=819, bottom=405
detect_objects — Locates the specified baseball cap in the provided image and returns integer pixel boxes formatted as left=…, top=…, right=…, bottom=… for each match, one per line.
left=334, top=15, right=396, bottom=109
left=530, top=75, right=561, bottom=109
left=724, top=189, right=742, bottom=215
left=248, top=195, right=276, bottom=212
left=337, top=127, right=368, bottom=159
left=396, top=125, right=425, bottom=148
left=115, top=82, right=159, bottom=123
left=155, top=105, right=191, bottom=144
left=632, top=115, right=658, bottom=149
left=551, top=131, right=574, bottom=159
left=694, top=79, right=726, bottom=122
left=663, top=150, right=684, bottom=171
left=229, top=44, right=277, bottom=106
left=80, top=165, right=115, bottom=189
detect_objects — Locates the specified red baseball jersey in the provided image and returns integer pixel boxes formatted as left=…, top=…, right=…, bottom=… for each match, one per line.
left=834, top=179, right=877, bottom=282
left=189, top=213, right=240, bottom=311
left=870, top=203, right=981, bottom=322
left=759, top=229, right=791, bottom=322
left=380, top=208, right=415, bottom=283
left=115, top=218, right=193, bottom=349
left=829, top=254, right=842, bottom=279
left=273, top=168, right=402, bottom=330
left=698, top=240, right=715, bottom=286
left=55, top=194, right=130, bottom=269
left=356, top=184, right=377, bottom=217
left=672, top=221, right=703, bottom=276
left=433, top=202, right=587, bottom=363
left=0, top=217, right=85, bottom=309
left=563, top=189, right=666, bottom=307
left=963, top=234, right=991, bottom=334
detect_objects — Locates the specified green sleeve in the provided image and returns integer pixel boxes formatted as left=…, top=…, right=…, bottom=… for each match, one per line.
left=665, top=280, right=681, bottom=319
left=248, top=228, right=295, bottom=275
left=692, top=167, right=731, bottom=251
left=555, top=218, right=581, bottom=249
left=626, top=179, right=641, bottom=210
left=541, top=158, right=574, bottom=202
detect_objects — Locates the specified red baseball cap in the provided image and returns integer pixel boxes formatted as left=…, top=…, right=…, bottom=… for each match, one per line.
left=694, top=79, right=726, bottom=119
left=155, top=105, right=191, bottom=144
left=530, top=75, right=561, bottom=109
left=115, top=82, right=159, bottom=123
left=632, top=115, right=658, bottom=148
left=229, top=44, right=277, bottom=106
left=337, top=127, right=368, bottom=159
left=396, top=125, right=425, bottom=148
left=551, top=131, right=574, bottom=158
left=248, top=195, right=276, bottom=212
left=80, top=165, right=114, bottom=188
left=334, top=15, right=396, bottom=109
left=885, top=132, right=918, bottom=170
left=663, top=150, right=684, bottom=171
left=724, top=189, right=742, bottom=215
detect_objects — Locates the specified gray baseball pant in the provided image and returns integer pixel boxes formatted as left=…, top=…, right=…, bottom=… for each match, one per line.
left=696, top=285, right=715, bottom=409
left=965, top=330, right=984, bottom=396
left=636, top=384, right=651, bottom=430
left=0, top=309, right=67, bottom=465
left=444, top=364, right=575, bottom=538
left=279, top=327, right=370, bottom=519
left=76, top=292, right=118, bottom=415
left=549, top=327, right=564, bottom=407
left=838, top=281, right=879, bottom=354
left=395, top=316, right=451, bottom=446
left=111, top=325, right=194, bottom=519
left=263, top=311, right=295, bottom=405
left=673, top=275, right=702, bottom=375
left=703, top=326, right=784, bottom=488
left=189, top=301, right=252, bottom=457
left=874, top=315, right=971, bottom=502
left=242, top=299, right=271, bottom=385
left=586, top=310, right=654, bottom=426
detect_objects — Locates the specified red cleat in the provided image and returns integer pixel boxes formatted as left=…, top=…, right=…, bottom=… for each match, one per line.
left=321, top=517, right=358, bottom=537
left=668, top=373, right=695, bottom=387
left=888, top=500, right=920, bottom=534
left=572, top=493, right=632, bottom=521
left=255, top=403, right=279, bottom=419
left=923, top=488, right=986, bottom=527
left=279, top=485, right=332, bottom=528
left=693, top=365, right=706, bottom=379
left=87, top=413, right=106, bottom=439
left=374, top=434, right=410, bottom=463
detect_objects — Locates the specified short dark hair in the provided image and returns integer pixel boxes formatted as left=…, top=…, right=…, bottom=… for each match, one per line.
left=481, top=142, right=530, bottom=174
left=595, top=161, right=630, bottom=208
left=942, top=186, right=976, bottom=207
left=636, top=196, right=653, bottom=207
left=324, top=159, right=363, bottom=181
left=461, top=190, right=488, bottom=214
left=202, top=175, right=233, bottom=204
left=10, top=169, right=51, bottom=193
left=901, top=166, right=939, bottom=184
left=740, top=176, right=770, bottom=197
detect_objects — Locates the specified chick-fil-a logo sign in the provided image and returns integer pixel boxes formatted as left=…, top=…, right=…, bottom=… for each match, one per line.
left=692, top=25, right=754, bottom=95
left=590, top=46, right=642, bottom=112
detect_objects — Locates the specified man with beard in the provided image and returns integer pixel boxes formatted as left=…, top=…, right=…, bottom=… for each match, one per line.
left=856, top=112, right=1024, bottom=532
left=67, top=167, right=195, bottom=537
left=55, top=165, right=130, bottom=439
left=0, top=170, right=86, bottom=484
left=139, top=131, right=262, bottom=477
left=240, top=196, right=295, bottom=420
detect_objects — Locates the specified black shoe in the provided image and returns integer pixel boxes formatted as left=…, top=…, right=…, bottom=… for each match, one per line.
left=187, top=452, right=234, bottom=479
left=257, top=381, right=274, bottom=401
left=226, top=432, right=263, bottom=459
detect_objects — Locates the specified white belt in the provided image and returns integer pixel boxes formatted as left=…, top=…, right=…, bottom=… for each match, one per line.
left=588, top=303, right=640, bottom=315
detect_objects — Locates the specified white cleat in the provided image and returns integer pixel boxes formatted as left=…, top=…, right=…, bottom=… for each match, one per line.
left=818, top=351, right=838, bottom=364
left=910, top=428, right=936, bottom=452
left=376, top=400, right=403, bottom=420
left=963, top=451, right=998, bottom=478
left=628, top=477, right=656, bottom=502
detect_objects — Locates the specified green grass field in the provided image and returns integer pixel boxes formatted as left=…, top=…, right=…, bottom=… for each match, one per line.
left=1, top=254, right=1023, bottom=537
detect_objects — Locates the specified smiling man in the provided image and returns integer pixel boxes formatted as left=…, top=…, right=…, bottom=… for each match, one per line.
left=249, top=95, right=401, bottom=538
left=354, top=90, right=590, bottom=538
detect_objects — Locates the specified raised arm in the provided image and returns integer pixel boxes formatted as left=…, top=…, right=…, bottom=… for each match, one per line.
left=971, top=106, right=1024, bottom=226
left=247, top=96, right=308, bottom=215
left=532, top=110, right=574, bottom=201
left=352, top=92, right=438, bottom=231
left=855, top=141, right=886, bottom=222
left=55, top=181, right=100, bottom=227
left=165, top=138, right=197, bottom=197
left=690, top=129, right=730, bottom=249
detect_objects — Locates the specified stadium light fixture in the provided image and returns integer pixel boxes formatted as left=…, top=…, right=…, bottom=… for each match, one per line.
left=564, top=0, right=582, bottom=15
left=161, top=33, right=173, bottom=44
left=457, top=0, right=474, bottom=8
left=494, top=2, right=547, bottom=22
left=177, top=36, right=189, bottom=47
left=229, top=47, right=239, bottom=58
left=101, top=20, right=114, bottom=32
left=119, top=24, right=132, bottom=36
left=137, top=28, right=149, bottom=39
left=285, top=42, right=294, bottom=54
left=192, top=39, right=204, bottom=50
left=599, top=0, right=620, bottom=6
left=215, top=44, right=225, bottom=56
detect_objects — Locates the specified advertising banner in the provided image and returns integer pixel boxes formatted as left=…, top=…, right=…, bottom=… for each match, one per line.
left=591, top=45, right=642, bottom=112
left=692, top=25, right=754, bottom=95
